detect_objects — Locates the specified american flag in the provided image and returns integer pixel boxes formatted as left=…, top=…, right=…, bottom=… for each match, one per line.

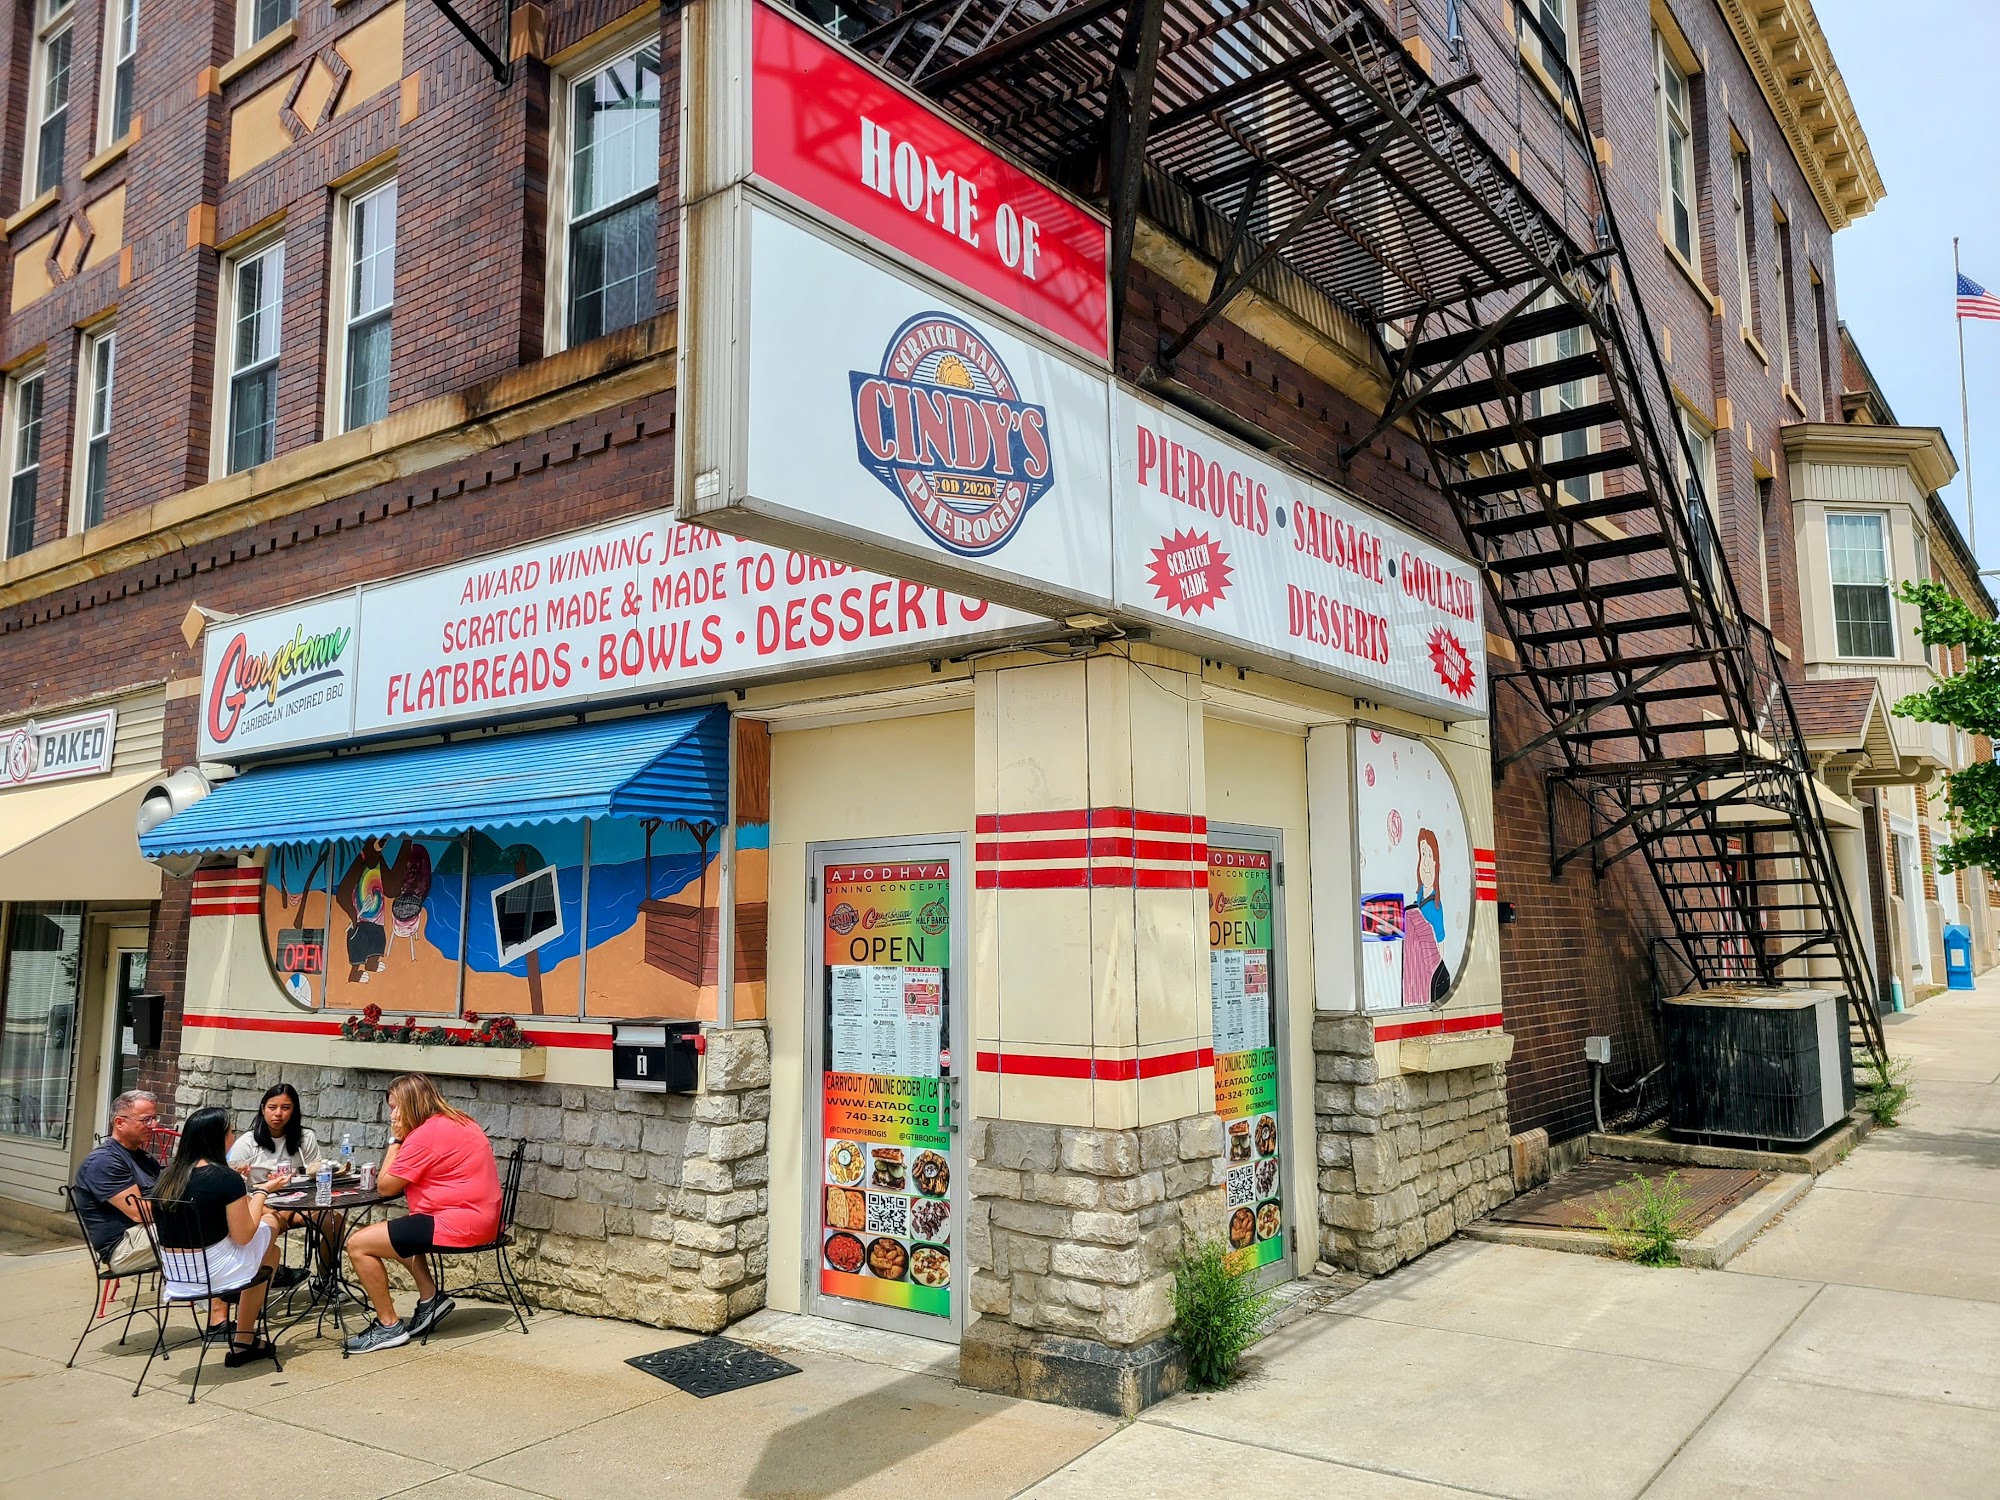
left=1959, top=272, right=2000, bottom=321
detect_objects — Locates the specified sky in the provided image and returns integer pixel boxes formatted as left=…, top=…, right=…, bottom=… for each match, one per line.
left=1814, top=1, right=2000, bottom=565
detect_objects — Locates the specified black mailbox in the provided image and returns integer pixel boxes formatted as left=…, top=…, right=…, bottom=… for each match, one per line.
left=612, top=1022, right=703, bottom=1093
left=125, top=990, right=167, bottom=1051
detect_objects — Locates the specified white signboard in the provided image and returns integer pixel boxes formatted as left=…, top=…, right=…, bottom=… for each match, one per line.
left=1111, top=391, right=1487, bottom=718
left=351, top=510, right=1036, bottom=736
left=199, top=596, right=359, bottom=759
left=1, top=707, right=117, bottom=787
left=1356, top=729, right=1474, bottom=1010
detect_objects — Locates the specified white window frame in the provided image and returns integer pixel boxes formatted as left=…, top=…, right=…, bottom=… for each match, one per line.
left=23, top=0, right=76, bottom=205
left=70, top=324, right=115, bottom=533
left=213, top=237, right=286, bottom=478
left=545, top=31, right=664, bottom=355
left=1827, top=510, right=1898, bottom=661
left=5, top=365, right=49, bottom=559
left=1531, top=291, right=1599, bottom=505
left=1655, top=30, right=1698, bottom=272
left=96, top=0, right=138, bottom=150
left=327, top=174, right=398, bottom=435
left=1676, top=405, right=1727, bottom=614
left=1520, top=0, right=1579, bottom=86
left=1772, top=201, right=1795, bottom=389
left=237, top=0, right=295, bottom=52
left=1730, top=139, right=1755, bottom=337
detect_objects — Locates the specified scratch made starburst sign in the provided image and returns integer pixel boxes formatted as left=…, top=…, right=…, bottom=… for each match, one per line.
left=1146, top=528, right=1233, bottom=615
left=1427, top=626, right=1476, bottom=701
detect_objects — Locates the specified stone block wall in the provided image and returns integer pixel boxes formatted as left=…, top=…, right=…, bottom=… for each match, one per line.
left=175, top=1025, right=772, bottom=1333
left=966, top=1113, right=1226, bottom=1349
left=1312, top=1016, right=1513, bottom=1274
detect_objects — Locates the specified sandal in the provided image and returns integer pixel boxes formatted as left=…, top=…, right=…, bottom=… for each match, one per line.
left=224, top=1337, right=276, bottom=1368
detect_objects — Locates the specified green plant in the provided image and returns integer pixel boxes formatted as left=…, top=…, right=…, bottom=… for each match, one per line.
left=1858, top=1052, right=1914, bottom=1127
left=1595, top=1171, right=1692, bottom=1266
left=1891, top=581, right=2000, bottom=873
left=1172, top=1238, right=1276, bottom=1390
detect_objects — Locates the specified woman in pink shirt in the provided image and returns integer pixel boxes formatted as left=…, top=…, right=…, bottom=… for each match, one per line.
left=343, top=1073, right=502, bottom=1354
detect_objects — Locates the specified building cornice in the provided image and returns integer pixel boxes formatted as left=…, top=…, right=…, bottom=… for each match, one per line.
left=1783, top=421, right=1957, bottom=499
left=1716, top=0, right=1884, bottom=230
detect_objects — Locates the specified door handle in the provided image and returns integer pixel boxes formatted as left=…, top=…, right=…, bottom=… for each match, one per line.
left=939, top=1075, right=960, bottom=1135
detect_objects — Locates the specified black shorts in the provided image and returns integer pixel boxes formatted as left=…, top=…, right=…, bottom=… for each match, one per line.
left=386, top=1214, right=437, bottom=1257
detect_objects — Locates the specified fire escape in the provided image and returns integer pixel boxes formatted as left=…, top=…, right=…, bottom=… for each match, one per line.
left=793, top=0, right=1883, bottom=1059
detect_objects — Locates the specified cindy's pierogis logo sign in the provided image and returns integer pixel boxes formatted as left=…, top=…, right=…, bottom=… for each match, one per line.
left=205, top=621, right=354, bottom=748
left=850, top=312, right=1054, bottom=557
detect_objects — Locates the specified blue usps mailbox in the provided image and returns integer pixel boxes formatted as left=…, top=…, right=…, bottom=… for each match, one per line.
left=1944, top=924, right=1974, bottom=990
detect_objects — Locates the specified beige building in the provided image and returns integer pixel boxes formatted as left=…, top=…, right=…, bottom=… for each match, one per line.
left=1782, top=328, right=1997, bottom=1002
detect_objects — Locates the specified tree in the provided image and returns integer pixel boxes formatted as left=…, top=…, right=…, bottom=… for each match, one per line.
left=1890, top=580, right=2000, bottom=873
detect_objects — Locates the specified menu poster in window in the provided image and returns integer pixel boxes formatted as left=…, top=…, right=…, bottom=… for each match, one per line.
left=1209, top=849, right=1283, bottom=1275
left=820, top=862, right=953, bottom=1318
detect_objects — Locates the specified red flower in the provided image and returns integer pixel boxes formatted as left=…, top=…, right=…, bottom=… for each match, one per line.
left=362, top=1003, right=383, bottom=1024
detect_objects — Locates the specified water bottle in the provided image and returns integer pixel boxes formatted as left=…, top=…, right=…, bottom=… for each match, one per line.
left=340, top=1133, right=354, bottom=1171
left=315, top=1162, right=334, bottom=1206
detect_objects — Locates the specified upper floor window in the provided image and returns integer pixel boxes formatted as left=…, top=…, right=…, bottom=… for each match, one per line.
left=26, top=0, right=74, bottom=201
left=99, top=0, right=137, bottom=147
left=559, top=41, right=661, bottom=349
left=1655, top=31, right=1697, bottom=270
left=1829, top=512, right=1896, bottom=659
left=5, top=369, right=47, bottom=558
left=223, top=241, right=284, bottom=474
left=336, top=179, right=397, bottom=432
left=1730, top=140, right=1756, bottom=336
left=74, top=326, right=115, bottom=530
left=244, top=0, right=293, bottom=48
left=1521, top=0, right=1577, bottom=84
left=1772, top=202, right=1796, bottom=388
left=1677, top=410, right=1723, bottom=609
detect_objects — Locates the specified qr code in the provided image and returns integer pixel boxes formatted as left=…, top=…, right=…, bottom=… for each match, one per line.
left=1226, top=1164, right=1257, bottom=1208
left=865, top=1193, right=910, bottom=1236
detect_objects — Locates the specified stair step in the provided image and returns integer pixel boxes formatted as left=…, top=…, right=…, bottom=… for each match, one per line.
left=1531, top=650, right=1713, bottom=680
left=1421, top=352, right=1608, bottom=414
left=1507, top=571, right=1688, bottom=611
left=1456, top=446, right=1641, bottom=502
left=1407, top=303, right=1595, bottom=367
left=1489, top=528, right=1667, bottom=576
left=1435, top=400, right=1626, bottom=459
left=1517, top=611, right=1699, bottom=648
left=1466, top=489, right=1657, bottom=538
left=1564, top=683, right=1718, bottom=716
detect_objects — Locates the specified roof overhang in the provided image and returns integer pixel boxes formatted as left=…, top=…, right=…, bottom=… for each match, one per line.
left=1716, top=0, right=1884, bottom=230
left=1783, top=422, right=1958, bottom=499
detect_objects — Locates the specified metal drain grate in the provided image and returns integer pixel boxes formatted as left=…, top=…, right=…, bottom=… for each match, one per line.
left=626, top=1336, right=802, bottom=1398
left=1488, top=1159, right=1770, bottom=1232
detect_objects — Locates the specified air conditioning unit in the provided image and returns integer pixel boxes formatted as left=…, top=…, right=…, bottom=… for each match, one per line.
left=1661, top=986, right=1855, bottom=1144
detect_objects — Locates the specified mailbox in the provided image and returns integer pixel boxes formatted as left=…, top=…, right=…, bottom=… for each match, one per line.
left=1944, top=924, right=1974, bottom=991
left=125, top=990, right=166, bottom=1051
left=612, top=1022, right=703, bottom=1093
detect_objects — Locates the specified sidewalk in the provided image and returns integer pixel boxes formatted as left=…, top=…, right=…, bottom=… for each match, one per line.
left=1028, top=977, right=2000, bottom=1500
left=3, top=978, right=1994, bottom=1499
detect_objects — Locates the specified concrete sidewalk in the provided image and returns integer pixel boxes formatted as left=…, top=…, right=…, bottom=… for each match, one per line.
left=1027, top=979, right=2000, bottom=1500
left=3, top=978, right=1995, bottom=1499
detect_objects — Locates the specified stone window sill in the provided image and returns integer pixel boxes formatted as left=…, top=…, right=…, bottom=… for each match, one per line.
left=219, top=20, right=297, bottom=87
left=326, top=1037, right=548, bottom=1079
left=1659, top=229, right=1725, bottom=318
left=83, top=131, right=135, bottom=181
left=1400, top=1031, right=1515, bottom=1073
left=1784, top=383, right=1810, bottom=418
left=3, top=187, right=60, bottom=239
left=1742, top=326, right=1770, bottom=367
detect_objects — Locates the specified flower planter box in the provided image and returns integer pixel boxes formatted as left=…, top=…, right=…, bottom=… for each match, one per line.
left=325, top=1038, right=547, bottom=1080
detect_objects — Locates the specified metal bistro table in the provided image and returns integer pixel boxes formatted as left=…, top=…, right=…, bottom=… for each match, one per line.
left=263, top=1181, right=404, bottom=1340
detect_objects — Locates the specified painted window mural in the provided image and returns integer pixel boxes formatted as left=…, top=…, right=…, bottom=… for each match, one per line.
left=258, top=722, right=773, bottom=1021
left=1355, top=728, right=1472, bottom=1010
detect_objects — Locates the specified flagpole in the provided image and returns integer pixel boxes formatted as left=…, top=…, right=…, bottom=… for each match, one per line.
left=1957, top=236, right=1977, bottom=558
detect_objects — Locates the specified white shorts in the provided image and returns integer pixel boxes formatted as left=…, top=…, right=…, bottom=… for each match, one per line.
left=161, top=1222, right=272, bottom=1301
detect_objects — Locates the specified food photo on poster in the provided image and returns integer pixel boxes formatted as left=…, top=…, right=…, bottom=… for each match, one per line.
left=1209, top=848, right=1284, bottom=1276
left=1355, top=730, right=1474, bottom=1011
left=819, top=863, right=954, bottom=1319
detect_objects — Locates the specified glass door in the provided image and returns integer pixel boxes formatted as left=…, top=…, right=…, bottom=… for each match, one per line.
left=807, top=839, right=964, bottom=1341
left=1207, top=830, right=1293, bottom=1286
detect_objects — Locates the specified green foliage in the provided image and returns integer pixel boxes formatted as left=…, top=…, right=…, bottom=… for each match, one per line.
left=1594, top=1171, right=1692, bottom=1267
left=1890, top=581, right=2000, bottom=873
left=1858, top=1052, right=1914, bottom=1128
left=1172, top=1238, right=1276, bottom=1390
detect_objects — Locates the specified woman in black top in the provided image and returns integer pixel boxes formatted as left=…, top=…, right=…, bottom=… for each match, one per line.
left=151, top=1107, right=284, bottom=1367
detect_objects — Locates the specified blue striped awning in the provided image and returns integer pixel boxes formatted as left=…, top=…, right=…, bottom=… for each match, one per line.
left=139, top=706, right=730, bottom=856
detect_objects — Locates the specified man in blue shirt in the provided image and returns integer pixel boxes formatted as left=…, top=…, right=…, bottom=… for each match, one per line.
left=73, top=1090, right=164, bottom=1273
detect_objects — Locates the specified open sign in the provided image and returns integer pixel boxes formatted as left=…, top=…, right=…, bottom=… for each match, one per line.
left=276, top=928, right=327, bottom=974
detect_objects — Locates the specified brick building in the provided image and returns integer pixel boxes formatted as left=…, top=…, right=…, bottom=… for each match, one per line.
left=0, top=0, right=1885, bottom=1410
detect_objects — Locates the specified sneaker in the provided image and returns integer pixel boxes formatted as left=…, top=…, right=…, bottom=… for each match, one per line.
left=343, top=1319, right=410, bottom=1355
left=407, top=1294, right=457, bottom=1339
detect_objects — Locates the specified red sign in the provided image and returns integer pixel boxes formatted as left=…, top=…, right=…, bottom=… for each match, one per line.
left=1147, top=528, right=1233, bottom=616
left=750, top=0, right=1111, bottom=360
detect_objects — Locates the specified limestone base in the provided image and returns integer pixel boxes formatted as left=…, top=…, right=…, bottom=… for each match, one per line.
left=959, top=1315, right=1185, bottom=1416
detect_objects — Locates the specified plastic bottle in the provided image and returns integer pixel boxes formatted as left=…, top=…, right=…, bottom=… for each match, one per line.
left=340, top=1132, right=354, bottom=1170
left=315, top=1161, right=334, bottom=1206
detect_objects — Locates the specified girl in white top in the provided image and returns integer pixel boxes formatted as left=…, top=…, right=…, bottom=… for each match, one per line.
left=228, top=1082, right=339, bottom=1281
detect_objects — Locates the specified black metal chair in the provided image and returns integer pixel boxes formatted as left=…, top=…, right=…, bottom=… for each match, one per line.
left=58, top=1185, right=164, bottom=1368
left=421, top=1139, right=532, bottom=1341
left=131, top=1196, right=282, bottom=1403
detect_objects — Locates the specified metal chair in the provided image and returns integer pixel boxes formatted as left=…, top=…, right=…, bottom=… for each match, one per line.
left=421, top=1139, right=532, bottom=1340
left=58, top=1185, right=164, bottom=1368
left=130, top=1196, right=282, bottom=1403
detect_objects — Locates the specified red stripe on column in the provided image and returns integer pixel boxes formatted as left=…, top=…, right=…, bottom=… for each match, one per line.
left=1370, top=1010, right=1506, bottom=1041
left=973, top=1047, right=1215, bottom=1079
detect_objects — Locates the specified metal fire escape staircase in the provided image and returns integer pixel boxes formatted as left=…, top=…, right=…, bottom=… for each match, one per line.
left=810, top=0, right=1884, bottom=1059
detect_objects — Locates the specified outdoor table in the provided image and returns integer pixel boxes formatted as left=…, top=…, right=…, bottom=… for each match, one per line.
left=261, top=1182, right=403, bottom=1340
